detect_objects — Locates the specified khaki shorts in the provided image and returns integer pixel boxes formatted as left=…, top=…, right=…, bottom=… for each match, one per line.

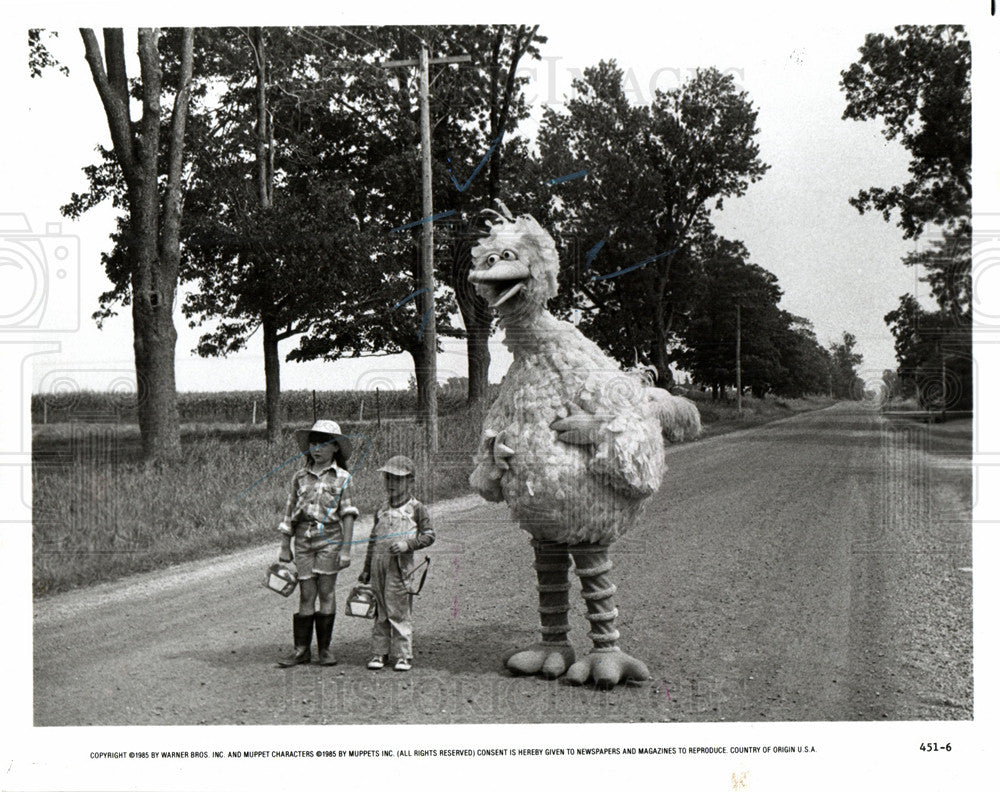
left=292, top=526, right=343, bottom=579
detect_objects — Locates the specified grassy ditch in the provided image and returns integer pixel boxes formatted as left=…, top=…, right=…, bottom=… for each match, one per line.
left=691, top=392, right=836, bottom=437
left=32, top=403, right=488, bottom=597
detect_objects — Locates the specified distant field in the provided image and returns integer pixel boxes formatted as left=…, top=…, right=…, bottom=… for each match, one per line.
left=31, top=388, right=834, bottom=596
left=30, top=386, right=478, bottom=426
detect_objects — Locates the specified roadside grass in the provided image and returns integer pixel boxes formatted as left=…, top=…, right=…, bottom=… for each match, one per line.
left=691, top=392, right=836, bottom=437
left=32, top=390, right=833, bottom=597
left=32, top=402, right=489, bottom=597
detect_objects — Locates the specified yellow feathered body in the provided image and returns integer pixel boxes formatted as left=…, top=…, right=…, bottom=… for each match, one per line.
left=470, top=312, right=666, bottom=546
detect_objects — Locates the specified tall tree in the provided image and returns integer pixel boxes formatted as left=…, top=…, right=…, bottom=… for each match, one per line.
left=771, top=319, right=833, bottom=398
left=841, top=25, right=970, bottom=239
left=268, top=25, right=545, bottom=411
left=884, top=293, right=971, bottom=409
left=443, top=25, right=544, bottom=403
left=842, top=25, right=971, bottom=410
left=829, top=332, right=864, bottom=400
left=537, top=62, right=768, bottom=385
left=75, top=29, right=195, bottom=460
left=178, top=27, right=376, bottom=441
left=273, top=26, right=469, bottom=412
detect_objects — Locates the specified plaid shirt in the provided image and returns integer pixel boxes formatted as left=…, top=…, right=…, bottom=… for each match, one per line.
left=278, top=463, right=360, bottom=538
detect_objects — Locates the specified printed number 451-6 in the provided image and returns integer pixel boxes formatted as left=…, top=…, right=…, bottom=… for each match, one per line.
left=919, top=743, right=952, bottom=752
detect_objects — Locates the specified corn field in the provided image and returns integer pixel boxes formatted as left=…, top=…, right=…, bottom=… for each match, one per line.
left=30, top=384, right=487, bottom=426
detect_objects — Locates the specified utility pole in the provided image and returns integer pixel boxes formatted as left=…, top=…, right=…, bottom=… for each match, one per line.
left=938, top=339, right=947, bottom=418
left=417, top=45, right=438, bottom=453
left=736, top=303, right=743, bottom=413
left=382, top=45, right=470, bottom=453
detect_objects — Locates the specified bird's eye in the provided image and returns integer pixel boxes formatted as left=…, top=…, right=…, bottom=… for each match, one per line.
left=486, top=254, right=500, bottom=265
left=501, top=249, right=518, bottom=261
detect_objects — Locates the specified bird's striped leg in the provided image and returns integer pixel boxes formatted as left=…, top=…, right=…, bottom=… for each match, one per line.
left=565, top=544, right=651, bottom=688
left=505, top=537, right=575, bottom=679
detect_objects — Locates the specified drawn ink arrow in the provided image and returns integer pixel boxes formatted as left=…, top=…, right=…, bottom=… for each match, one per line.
left=590, top=247, right=679, bottom=282
left=449, top=135, right=503, bottom=192
left=584, top=239, right=606, bottom=273
left=393, top=287, right=434, bottom=340
left=548, top=169, right=588, bottom=186
left=391, top=210, right=456, bottom=233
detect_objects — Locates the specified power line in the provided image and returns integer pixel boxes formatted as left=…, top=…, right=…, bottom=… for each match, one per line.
left=397, top=25, right=427, bottom=47
left=320, top=24, right=380, bottom=52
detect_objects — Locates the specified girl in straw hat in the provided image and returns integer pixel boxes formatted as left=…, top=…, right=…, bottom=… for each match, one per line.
left=276, top=419, right=359, bottom=667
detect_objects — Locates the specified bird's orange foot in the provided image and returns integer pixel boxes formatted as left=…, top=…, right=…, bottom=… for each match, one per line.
left=505, top=642, right=576, bottom=679
left=563, top=647, right=651, bottom=688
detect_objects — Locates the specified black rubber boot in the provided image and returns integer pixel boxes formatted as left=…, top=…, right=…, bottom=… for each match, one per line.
left=314, top=613, right=337, bottom=666
left=277, top=613, right=314, bottom=667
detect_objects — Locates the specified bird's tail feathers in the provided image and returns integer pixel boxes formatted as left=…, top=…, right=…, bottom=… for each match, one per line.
left=646, top=388, right=702, bottom=443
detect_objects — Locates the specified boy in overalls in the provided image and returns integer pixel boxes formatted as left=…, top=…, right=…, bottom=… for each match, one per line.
left=358, top=455, right=434, bottom=672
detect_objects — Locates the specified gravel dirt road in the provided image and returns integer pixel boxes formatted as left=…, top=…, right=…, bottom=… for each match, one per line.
left=34, top=403, right=972, bottom=725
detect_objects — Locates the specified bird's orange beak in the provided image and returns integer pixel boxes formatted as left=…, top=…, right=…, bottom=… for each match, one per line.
left=468, top=260, right=531, bottom=307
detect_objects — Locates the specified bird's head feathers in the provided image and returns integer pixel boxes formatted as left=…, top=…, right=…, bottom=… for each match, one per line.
left=468, top=207, right=560, bottom=320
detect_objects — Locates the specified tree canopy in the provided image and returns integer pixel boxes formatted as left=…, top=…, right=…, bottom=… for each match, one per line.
left=536, top=61, right=768, bottom=386
left=841, top=25, right=970, bottom=239
left=828, top=332, right=864, bottom=400
left=46, top=25, right=854, bottom=445
left=842, top=25, right=971, bottom=411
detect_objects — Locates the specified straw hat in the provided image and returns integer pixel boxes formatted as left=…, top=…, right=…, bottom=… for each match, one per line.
left=294, top=419, right=352, bottom=462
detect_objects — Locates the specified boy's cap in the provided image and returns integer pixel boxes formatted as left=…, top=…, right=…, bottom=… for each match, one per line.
left=378, top=455, right=416, bottom=477
left=294, top=420, right=352, bottom=461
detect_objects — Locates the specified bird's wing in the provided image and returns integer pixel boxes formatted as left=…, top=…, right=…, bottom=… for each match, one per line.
left=646, top=388, right=702, bottom=443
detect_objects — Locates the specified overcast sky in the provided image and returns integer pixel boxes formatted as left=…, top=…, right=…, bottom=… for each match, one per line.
left=3, top=2, right=989, bottom=397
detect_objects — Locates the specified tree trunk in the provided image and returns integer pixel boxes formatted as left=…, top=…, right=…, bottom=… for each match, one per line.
left=131, top=241, right=181, bottom=460
left=454, top=245, right=492, bottom=403
left=458, top=25, right=537, bottom=405
left=465, top=318, right=491, bottom=402
left=80, top=27, right=193, bottom=462
left=263, top=315, right=282, bottom=443
left=253, top=28, right=281, bottom=443
left=130, top=162, right=181, bottom=460
left=652, top=330, right=675, bottom=390
left=454, top=242, right=492, bottom=403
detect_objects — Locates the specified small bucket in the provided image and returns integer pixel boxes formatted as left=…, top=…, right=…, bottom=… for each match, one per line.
left=265, top=562, right=298, bottom=597
left=345, top=585, right=377, bottom=618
